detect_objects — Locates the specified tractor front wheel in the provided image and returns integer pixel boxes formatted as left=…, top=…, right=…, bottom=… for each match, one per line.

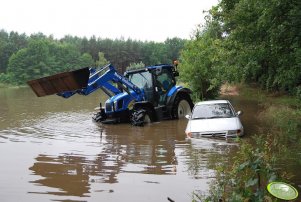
left=93, top=109, right=107, bottom=122
left=131, top=108, right=152, bottom=126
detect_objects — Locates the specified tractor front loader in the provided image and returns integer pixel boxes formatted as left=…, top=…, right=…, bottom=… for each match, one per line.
left=27, top=64, right=194, bottom=126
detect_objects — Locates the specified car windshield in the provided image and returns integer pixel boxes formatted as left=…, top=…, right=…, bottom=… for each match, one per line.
left=192, top=103, right=235, bottom=119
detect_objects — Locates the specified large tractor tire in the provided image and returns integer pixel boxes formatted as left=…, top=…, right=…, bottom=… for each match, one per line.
left=92, top=109, right=107, bottom=122
left=172, top=94, right=193, bottom=119
left=131, top=108, right=153, bottom=126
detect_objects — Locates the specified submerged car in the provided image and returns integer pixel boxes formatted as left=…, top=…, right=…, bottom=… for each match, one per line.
left=185, top=100, right=244, bottom=138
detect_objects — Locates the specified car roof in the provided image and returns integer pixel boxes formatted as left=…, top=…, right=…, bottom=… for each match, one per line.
left=195, top=100, right=230, bottom=106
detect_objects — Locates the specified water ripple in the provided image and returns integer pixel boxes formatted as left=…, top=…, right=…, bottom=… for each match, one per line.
left=0, top=111, right=103, bottom=144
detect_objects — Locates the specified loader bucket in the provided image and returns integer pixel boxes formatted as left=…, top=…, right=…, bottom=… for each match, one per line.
left=27, top=67, right=90, bottom=97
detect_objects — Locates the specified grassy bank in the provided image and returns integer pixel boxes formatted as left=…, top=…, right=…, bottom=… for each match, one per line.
left=0, top=82, right=28, bottom=88
left=195, top=84, right=301, bottom=201
left=0, top=83, right=12, bottom=88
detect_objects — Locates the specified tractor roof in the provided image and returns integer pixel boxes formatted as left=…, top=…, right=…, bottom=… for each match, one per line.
left=146, top=64, right=174, bottom=70
left=125, top=64, right=174, bottom=75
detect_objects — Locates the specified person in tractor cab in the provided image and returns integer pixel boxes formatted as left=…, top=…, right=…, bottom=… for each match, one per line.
left=155, top=69, right=174, bottom=105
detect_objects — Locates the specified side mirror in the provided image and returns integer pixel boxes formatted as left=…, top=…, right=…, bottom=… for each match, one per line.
left=185, top=115, right=191, bottom=119
left=237, top=111, right=243, bottom=116
left=155, top=67, right=162, bottom=75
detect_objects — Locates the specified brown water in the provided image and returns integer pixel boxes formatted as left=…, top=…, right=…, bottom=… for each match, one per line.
left=0, top=88, right=299, bottom=202
left=0, top=88, right=234, bottom=202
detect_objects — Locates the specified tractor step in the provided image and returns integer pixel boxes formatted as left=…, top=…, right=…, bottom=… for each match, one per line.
left=27, top=67, right=90, bottom=97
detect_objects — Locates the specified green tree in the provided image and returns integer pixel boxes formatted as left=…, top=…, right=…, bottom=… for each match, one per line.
left=78, top=53, right=94, bottom=67
left=95, top=52, right=109, bottom=67
left=6, top=38, right=94, bottom=84
left=179, top=15, right=223, bottom=100
left=52, top=43, right=84, bottom=71
left=0, top=30, right=28, bottom=73
left=0, top=30, right=9, bottom=73
left=164, top=37, right=186, bottom=61
left=0, top=29, right=189, bottom=85
left=126, top=61, right=145, bottom=71
left=213, top=0, right=301, bottom=94
left=7, top=39, right=54, bottom=84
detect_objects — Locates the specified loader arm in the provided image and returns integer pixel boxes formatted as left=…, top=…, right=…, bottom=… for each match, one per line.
left=28, top=64, right=144, bottom=101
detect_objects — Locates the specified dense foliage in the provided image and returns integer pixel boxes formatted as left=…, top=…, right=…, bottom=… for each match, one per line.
left=179, top=17, right=223, bottom=100
left=180, top=0, right=301, bottom=100
left=177, top=0, right=301, bottom=200
left=0, top=30, right=186, bottom=85
left=1, top=0, right=300, bottom=96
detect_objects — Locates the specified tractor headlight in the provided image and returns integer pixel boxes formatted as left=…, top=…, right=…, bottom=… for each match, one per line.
left=114, top=100, right=118, bottom=111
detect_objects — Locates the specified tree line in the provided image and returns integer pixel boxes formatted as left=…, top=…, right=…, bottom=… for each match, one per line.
left=0, top=30, right=186, bottom=84
left=179, top=0, right=301, bottom=99
left=1, top=0, right=300, bottom=99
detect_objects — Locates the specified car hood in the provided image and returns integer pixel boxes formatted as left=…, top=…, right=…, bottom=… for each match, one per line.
left=187, top=117, right=241, bottom=133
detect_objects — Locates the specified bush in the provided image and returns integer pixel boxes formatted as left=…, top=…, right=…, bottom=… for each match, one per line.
left=0, top=73, right=11, bottom=84
left=179, top=36, right=221, bottom=101
left=198, top=135, right=281, bottom=201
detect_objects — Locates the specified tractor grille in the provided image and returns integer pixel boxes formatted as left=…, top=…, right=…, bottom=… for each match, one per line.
left=106, top=103, right=112, bottom=112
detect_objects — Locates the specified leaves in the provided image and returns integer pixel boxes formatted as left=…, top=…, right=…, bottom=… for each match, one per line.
left=237, top=161, right=249, bottom=171
left=95, top=52, right=109, bottom=67
left=245, top=178, right=258, bottom=188
left=0, top=31, right=186, bottom=84
left=216, top=0, right=301, bottom=94
left=6, top=39, right=94, bottom=83
left=179, top=25, right=222, bottom=100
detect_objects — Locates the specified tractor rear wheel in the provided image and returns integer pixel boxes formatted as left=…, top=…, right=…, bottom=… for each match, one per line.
left=131, top=108, right=152, bottom=126
left=172, top=94, right=193, bottom=119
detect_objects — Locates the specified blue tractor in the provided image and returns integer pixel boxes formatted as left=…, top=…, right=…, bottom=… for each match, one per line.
left=27, top=63, right=194, bottom=126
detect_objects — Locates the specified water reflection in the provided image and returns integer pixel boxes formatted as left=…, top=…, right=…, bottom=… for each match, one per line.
left=26, top=116, right=229, bottom=201
left=0, top=88, right=249, bottom=201
left=29, top=154, right=91, bottom=197
left=28, top=121, right=183, bottom=187
left=100, top=123, right=179, bottom=175
left=184, top=138, right=238, bottom=179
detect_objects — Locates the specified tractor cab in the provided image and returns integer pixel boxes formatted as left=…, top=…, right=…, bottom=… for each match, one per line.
left=125, top=64, right=177, bottom=107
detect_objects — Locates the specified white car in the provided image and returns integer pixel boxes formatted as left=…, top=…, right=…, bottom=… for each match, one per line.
left=185, top=100, right=244, bottom=138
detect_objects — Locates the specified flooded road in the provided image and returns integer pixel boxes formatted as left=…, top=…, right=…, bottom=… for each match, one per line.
left=2, top=87, right=299, bottom=201
left=0, top=87, right=239, bottom=202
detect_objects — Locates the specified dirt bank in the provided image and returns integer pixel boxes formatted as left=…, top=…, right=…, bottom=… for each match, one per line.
left=220, top=83, right=239, bottom=96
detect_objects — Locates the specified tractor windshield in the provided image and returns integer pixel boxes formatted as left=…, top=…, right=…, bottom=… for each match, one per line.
left=128, top=71, right=154, bottom=102
left=128, top=71, right=153, bottom=89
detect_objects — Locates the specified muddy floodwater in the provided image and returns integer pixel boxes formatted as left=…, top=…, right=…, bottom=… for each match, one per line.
left=0, top=87, right=298, bottom=202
